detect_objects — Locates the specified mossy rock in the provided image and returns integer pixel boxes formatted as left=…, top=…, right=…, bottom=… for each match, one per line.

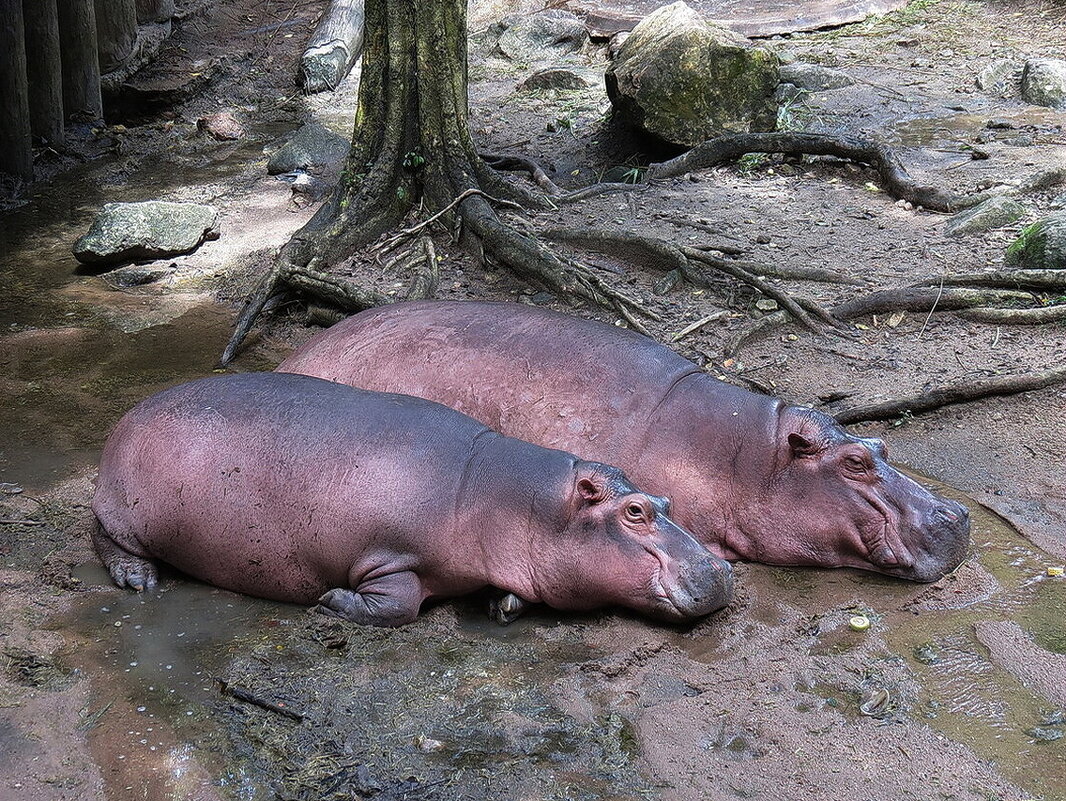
left=1005, top=211, right=1066, bottom=270
left=605, top=1, right=779, bottom=148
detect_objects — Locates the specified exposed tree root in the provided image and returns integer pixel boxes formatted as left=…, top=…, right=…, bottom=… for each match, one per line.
left=480, top=152, right=563, bottom=197
left=834, top=364, right=1066, bottom=424
left=959, top=305, right=1066, bottom=324
left=540, top=227, right=839, bottom=334
left=914, top=270, right=1066, bottom=292
left=832, top=287, right=1035, bottom=320
left=647, top=132, right=969, bottom=212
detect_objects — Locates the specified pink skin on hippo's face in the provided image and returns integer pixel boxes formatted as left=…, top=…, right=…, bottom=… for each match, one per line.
left=539, top=463, right=735, bottom=622
left=734, top=407, right=970, bottom=582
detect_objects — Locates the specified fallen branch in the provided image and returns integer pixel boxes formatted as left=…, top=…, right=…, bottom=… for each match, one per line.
left=647, top=132, right=968, bottom=212
left=217, top=679, right=304, bottom=722
left=0, top=519, right=46, bottom=526
left=834, top=365, right=1066, bottom=424
left=671, top=310, right=728, bottom=342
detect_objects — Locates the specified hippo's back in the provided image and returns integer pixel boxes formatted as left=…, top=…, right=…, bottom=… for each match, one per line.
left=278, top=301, right=703, bottom=458
left=92, top=372, right=492, bottom=602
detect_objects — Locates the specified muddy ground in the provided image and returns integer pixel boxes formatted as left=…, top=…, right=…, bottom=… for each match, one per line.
left=1, top=0, right=1065, bottom=799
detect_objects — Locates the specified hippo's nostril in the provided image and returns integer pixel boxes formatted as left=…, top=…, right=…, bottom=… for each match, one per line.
left=934, top=502, right=969, bottom=526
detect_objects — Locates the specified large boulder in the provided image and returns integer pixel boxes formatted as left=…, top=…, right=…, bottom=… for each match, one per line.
left=1020, top=59, right=1066, bottom=109
left=605, top=2, right=779, bottom=148
left=267, top=122, right=350, bottom=175
left=1005, top=211, right=1066, bottom=270
left=73, top=201, right=220, bottom=266
left=497, top=11, right=588, bottom=64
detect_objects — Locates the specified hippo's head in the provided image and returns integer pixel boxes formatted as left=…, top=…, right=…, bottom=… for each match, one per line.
left=539, top=463, right=734, bottom=622
left=738, top=407, right=970, bottom=582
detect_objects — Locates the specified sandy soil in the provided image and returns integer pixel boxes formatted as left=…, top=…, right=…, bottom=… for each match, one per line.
left=1, top=0, right=1065, bottom=799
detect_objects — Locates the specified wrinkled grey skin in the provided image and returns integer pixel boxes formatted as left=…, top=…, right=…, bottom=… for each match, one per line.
left=91, top=373, right=733, bottom=627
left=278, top=301, right=970, bottom=584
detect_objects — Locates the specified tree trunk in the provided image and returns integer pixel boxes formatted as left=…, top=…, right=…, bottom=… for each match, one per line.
left=22, top=0, right=65, bottom=148
left=298, top=0, right=365, bottom=93
left=0, top=0, right=33, bottom=181
left=57, top=0, right=102, bottom=121
left=94, top=0, right=137, bottom=73
left=223, top=0, right=646, bottom=363
left=135, top=0, right=174, bottom=24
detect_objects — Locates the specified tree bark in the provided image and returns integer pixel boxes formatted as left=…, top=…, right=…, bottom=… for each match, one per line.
left=22, top=0, right=65, bottom=148
left=0, top=0, right=33, bottom=181
left=135, top=0, right=174, bottom=24
left=57, top=0, right=102, bottom=121
left=298, top=0, right=365, bottom=93
left=94, top=0, right=137, bottom=73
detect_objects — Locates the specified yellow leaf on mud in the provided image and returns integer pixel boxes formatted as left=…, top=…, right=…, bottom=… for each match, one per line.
left=888, top=311, right=905, bottom=327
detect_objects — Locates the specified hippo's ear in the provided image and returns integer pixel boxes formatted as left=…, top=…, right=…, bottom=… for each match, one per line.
left=577, top=476, right=608, bottom=504
left=788, top=432, right=821, bottom=458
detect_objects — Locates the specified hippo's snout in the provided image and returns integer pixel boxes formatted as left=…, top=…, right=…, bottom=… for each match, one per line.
left=903, top=498, right=971, bottom=583
left=661, top=553, right=735, bottom=620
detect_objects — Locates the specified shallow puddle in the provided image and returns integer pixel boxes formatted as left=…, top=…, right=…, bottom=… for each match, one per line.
left=683, top=484, right=1066, bottom=800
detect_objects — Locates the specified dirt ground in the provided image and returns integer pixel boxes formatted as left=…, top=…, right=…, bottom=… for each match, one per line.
left=1, top=0, right=1065, bottom=799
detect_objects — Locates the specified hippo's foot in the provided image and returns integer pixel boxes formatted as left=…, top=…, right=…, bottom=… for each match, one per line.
left=91, top=522, right=158, bottom=592
left=488, top=591, right=531, bottom=626
left=312, top=571, right=422, bottom=628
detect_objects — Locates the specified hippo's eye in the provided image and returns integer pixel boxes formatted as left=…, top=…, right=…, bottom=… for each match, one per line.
left=844, top=455, right=868, bottom=473
left=624, top=503, right=648, bottom=524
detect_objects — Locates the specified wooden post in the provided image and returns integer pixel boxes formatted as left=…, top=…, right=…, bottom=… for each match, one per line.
left=135, top=0, right=174, bottom=24
left=0, top=0, right=34, bottom=181
left=57, top=0, right=103, bottom=121
left=94, top=0, right=137, bottom=73
left=23, top=0, right=65, bottom=147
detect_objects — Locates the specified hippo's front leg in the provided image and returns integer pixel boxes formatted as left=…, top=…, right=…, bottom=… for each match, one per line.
left=313, top=570, right=424, bottom=627
left=488, top=591, right=533, bottom=625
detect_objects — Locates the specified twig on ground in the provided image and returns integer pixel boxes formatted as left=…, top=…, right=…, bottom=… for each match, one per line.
left=672, top=310, right=729, bottom=342
left=217, top=679, right=304, bottom=722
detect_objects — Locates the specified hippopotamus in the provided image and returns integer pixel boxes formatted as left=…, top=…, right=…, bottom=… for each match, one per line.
left=91, top=373, right=733, bottom=627
left=277, top=301, right=970, bottom=584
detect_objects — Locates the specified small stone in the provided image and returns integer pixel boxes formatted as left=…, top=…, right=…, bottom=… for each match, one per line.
left=755, top=298, right=778, bottom=311
left=1021, top=59, right=1066, bottom=109
left=267, top=122, right=350, bottom=175
left=497, top=10, right=587, bottom=63
left=196, top=112, right=244, bottom=141
left=73, top=202, right=220, bottom=266
left=944, top=196, right=1026, bottom=237
left=913, top=642, right=939, bottom=664
left=517, top=67, right=596, bottom=91
left=529, top=291, right=554, bottom=305
left=976, top=59, right=1023, bottom=96
left=1026, top=726, right=1064, bottom=742
left=755, top=233, right=771, bottom=244
left=778, top=62, right=854, bottom=91
left=653, top=268, right=682, bottom=296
